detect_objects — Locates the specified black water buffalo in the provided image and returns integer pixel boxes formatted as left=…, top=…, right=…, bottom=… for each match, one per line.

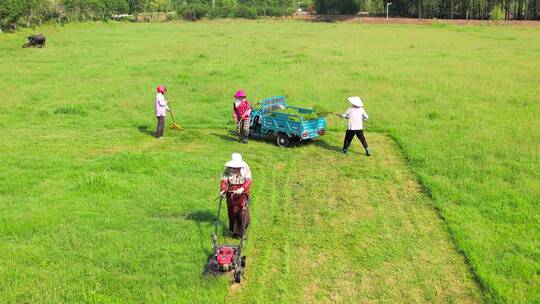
left=23, top=34, right=46, bottom=48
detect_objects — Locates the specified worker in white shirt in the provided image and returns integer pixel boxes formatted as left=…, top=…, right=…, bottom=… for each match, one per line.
left=341, top=96, right=371, bottom=156
left=155, top=85, right=170, bottom=139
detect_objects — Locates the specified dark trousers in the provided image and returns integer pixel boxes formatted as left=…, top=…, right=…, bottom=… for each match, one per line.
left=226, top=194, right=250, bottom=237
left=343, top=129, right=368, bottom=151
left=156, top=116, right=165, bottom=138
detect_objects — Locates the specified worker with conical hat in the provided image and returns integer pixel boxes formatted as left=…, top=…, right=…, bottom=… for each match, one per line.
left=155, top=85, right=170, bottom=139
left=220, top=153, right=252, bottom=238
left=232, top=90, right=252, bottom=144
left=341, top=96, right=371, bottom=156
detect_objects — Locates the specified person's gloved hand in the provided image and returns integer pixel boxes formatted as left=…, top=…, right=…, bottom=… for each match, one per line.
left=219, top=191, right=226, bottom=196
left=340, top=114, right=347, bottom=118
left=235, top=188, right=244, bottom=194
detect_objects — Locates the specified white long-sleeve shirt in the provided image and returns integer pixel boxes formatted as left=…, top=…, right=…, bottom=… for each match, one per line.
left=155, top=93, right=170, bottom=117
left=342, top=107, right=369, bottom=130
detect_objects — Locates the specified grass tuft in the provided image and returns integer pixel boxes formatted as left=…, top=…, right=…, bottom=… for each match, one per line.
left=54, top=106, right=87, bottom=116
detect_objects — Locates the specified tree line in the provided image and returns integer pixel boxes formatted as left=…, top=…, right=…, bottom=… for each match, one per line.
left=1, top=0, right=538, bottom=31
left=0, top=0, right=297, bottom=29
left=315, top=0, right=539, bottom=19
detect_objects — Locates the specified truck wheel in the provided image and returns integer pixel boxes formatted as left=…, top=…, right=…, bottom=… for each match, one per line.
left=241, top=256, right=246, bottom=268
left=276, top=133, right=291, bottom=148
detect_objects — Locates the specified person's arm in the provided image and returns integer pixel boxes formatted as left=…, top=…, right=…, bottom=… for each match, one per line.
left=220, top=180, right=228, bottom=192
left=233, top=103, right=239, bottom=122
left=341, top=109, right=350, bottom=119
left=362, top=109, right=369, bottom=121
left=236, top=166, right=252, bottom=194
left=157, top=95, right=165, bottom=106
left=220, top=173, right=229, bottom=195
left=158, top=94, right=170, bottom=111
left=236, top=178, right=252, bottom=195
left=240, top=101, right=251, bottom=119
left=248, top=102, right=253, bottom=117
left=244, top=107, right=252, bottom=119
left=239, top=179, right=252, bottom=195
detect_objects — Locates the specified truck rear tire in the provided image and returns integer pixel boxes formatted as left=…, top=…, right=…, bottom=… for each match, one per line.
left=276, top=133, right=291, bottom=148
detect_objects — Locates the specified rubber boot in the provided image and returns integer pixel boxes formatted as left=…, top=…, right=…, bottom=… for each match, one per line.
left=366, top=148, right=371, bottom=156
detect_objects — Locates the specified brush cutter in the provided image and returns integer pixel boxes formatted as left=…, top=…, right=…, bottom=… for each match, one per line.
left=168, top=105, right=184, bottom=131
left=205, top=191, right=247, bottom=283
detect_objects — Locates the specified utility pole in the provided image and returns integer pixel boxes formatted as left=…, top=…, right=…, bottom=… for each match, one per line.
left=386, top=3, right=393, bottom=19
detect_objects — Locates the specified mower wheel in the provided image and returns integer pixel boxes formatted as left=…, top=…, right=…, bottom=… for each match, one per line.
left=234, top=267, right=242, bottom=283
left=276, top=133, right=291, bottom=148
left=241, top=256, right=246, bottom=268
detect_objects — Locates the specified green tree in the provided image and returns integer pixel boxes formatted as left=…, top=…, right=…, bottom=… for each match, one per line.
left=314, top=0, right=360, bottom=14
left=0, top=0, right=24, bottom=29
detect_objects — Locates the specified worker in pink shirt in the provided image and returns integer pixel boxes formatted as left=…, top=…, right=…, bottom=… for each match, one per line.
left=155, top=85, right=170, bottom=139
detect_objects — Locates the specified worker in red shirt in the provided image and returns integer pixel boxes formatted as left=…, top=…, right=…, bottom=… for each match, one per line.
left=232, top=90, right=252, bottom=143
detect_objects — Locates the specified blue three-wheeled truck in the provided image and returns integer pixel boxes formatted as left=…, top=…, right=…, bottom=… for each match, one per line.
left=249, top=96, right=327, bottom=147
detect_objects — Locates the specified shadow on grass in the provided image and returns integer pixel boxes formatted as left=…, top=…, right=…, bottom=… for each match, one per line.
left=185, top=209, right=230, bottom=237
left=312, top=138, right=343, bottom=153
left=312, top=137, right=365, bottom=155
left=137, top=125, right=155, bottom=138
left=251, top=134, right=278, bottom=146
left=185, top=210, right=217, bottom=223
left=210, top=130, right=281, bottom=147
left=210, top=132, right=237, bottom=143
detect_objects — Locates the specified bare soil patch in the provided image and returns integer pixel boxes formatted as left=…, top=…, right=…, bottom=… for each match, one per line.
left=295, top=14, right=540, bottom=27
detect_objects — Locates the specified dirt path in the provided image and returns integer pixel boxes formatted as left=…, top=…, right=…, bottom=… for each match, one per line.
left=294, top=14, right=540, bottom=27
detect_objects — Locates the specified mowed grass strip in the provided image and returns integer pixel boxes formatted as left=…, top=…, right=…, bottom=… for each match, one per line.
left=229, top=132, right=481, bottom=303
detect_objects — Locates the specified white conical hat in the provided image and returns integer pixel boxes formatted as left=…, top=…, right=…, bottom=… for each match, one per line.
left=225, top=153, right=247, bottom=168
left=348, top=96, right=364, bottom=107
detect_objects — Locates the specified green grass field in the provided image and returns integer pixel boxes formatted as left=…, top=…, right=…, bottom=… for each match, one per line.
left=0, top=20, right=538, bottom=303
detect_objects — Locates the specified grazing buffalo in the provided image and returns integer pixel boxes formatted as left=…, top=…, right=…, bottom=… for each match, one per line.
left=23, top=34, right=46, bottom=48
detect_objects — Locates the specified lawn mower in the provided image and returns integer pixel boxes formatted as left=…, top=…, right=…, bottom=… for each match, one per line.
left=204, top=193, right=246, bottom=283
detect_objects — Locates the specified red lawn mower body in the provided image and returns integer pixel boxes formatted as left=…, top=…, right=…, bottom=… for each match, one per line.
left=217, top=247, right=234, bottom=266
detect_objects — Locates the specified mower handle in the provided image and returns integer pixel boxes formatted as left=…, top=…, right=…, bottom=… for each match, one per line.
left=215, top=189, right=234, bottom=201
